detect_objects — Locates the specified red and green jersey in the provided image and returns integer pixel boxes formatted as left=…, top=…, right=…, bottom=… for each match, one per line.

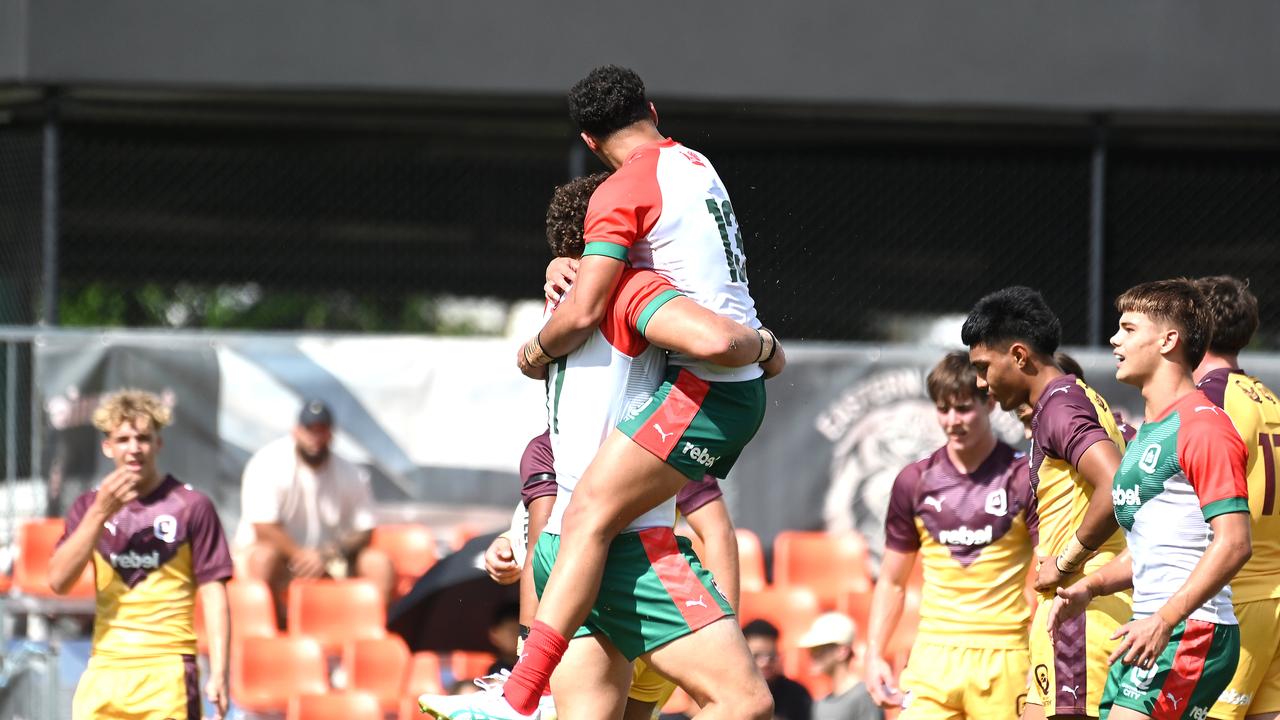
left=1112, top=390, right=1249, bottom=624
left=544, top=268, right=683, bottom=535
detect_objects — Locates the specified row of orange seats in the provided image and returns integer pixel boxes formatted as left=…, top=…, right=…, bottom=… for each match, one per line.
left=234, top=632, right=492, bottom=717
left=1, top=518, right=481, bottom=600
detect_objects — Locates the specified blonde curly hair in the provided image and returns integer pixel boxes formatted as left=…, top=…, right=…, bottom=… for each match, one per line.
left=91, top=388, right=173, bottom=434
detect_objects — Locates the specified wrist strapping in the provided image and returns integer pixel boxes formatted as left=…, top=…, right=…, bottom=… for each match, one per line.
left=523, top=332, right=555, bottom=367
left=1055, top=533, right=1095, bottom=574
left=755, top=328, right=778, bottom=363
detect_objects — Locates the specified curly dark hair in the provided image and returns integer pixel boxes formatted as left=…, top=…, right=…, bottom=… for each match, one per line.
left=568, top=65, right=651, bottom=138
left=1195, top=275, right=1258, bottom=355
left=545, top=172, right=611, bottom=258
left=1116, top=278, right=1213, bottom=368
left=961, top=286, right=1062, bottom=356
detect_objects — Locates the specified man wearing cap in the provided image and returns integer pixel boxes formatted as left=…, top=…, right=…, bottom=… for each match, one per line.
left=799, top=613, right=884, bottom=720
left=232, top=399, right=394, bottom=619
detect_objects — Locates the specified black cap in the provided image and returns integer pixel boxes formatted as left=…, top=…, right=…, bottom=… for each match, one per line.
left=298, top=399, right=333, bottom=427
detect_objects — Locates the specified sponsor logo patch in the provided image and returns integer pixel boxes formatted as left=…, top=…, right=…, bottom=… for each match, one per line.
left=938, top=525, right=993, bottom=546
left=681, top=442, right=719, bottom=468
left=110, top=550, right=161, bottom=570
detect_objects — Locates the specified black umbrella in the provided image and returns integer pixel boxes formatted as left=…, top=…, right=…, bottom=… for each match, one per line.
left=387, top=530, right=520, bottom=653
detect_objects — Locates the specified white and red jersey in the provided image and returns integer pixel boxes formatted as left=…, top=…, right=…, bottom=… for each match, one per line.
left=582, top=138, right=762, bottom=383
left=1112, top=391, right=1249, bottom=624
left=544, top=268, right=684, bottom=535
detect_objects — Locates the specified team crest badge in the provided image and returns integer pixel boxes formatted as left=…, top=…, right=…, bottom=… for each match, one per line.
left=154, top=514, right=178, bottom=543
left=985, top=488, right=1008, bottom=517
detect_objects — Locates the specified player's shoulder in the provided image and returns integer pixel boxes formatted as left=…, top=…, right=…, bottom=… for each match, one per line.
left=893, top=447, right=946, bottom=490
left=67, top=487, right=99, bottom=516
left=1173, top=391, right=1240, bottom=436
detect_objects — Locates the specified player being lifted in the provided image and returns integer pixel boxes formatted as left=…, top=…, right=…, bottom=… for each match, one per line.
left=422, top=167, right=778, bottom=718
left=963, top=286, right=1130, bottom=720
left=866, top=351, right=1037, bottom=719
left=1191, top=276, right=1280, bottom=720
left=1049, top=279, right=1252, bottom=720
left=481, top=65, right=776, bottom=719
left=49, top=389, right=234, bottom=720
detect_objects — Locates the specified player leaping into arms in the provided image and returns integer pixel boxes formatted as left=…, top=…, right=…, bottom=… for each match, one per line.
left=1049, top=279, right=1252, bottom=720
left=964, top=286, right=1130, bottom=720
left=422, top=167, right=779, bottom=719
left=451, top=65, right=777, bottom=720
left=1191, top=276, right=1280, bottom=720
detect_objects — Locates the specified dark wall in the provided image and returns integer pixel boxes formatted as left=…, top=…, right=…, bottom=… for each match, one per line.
left=6, top=0, right=1280, bottom=115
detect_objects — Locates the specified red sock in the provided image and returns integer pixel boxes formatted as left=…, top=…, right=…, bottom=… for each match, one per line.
left=503, top=621, right=568, bottom=714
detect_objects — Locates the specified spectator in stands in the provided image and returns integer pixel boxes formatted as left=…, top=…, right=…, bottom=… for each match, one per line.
left=232, top=399, right=394, bottom=621
left=49, top=389, right=233, bottom=719
left=798, top=613, right=883, bottom=720
left=487, top=602, right=522, bottom=674
left=743, top=619, right=812, bottom=720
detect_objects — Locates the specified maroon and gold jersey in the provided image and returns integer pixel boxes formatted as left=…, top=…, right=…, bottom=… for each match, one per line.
left=1198, top=367, right=1280, bottom=602
left=885, top=442, right=1036, bottom=646
left=61, top=476, right=233, bottom=659
left=1029, top=374, right=1127, bottom=584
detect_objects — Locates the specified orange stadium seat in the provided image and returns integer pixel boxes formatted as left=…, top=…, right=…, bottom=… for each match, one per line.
left=735, top=528, right=768, bottom=593
left=371, top=524, right=438, bottom=597
left=772, top=530, right=873, bottom=609
left=15, top=518, right=94, bottom=598
left=450, top=650, right=497, bottom=683
left=344, top=635, right=411, bottom=713
left=739, top=586, right=821, bottom=679
left=675, top=525, right=767, bottom=596
left=405, top=651, right=445, bottom=696
left=288, top=578, right=386, bottom=654
left=287, top=691, right=382, bottom=720
left=228, top=578, right=279, bottom=641
left=232, top=636, right=328, bottom=714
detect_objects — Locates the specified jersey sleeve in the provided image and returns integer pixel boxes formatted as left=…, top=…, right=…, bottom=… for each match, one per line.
left=1178, top=407, right=1250, bottom=521
left=1196, top=369, right=1229, bottom=410
left=618, top=269, right=682, bottom=337
left=580, top=151, right=663, bottom=261
left=187, top=492, right=234, bottom=585
left=1012, top=458, right=1039, bottom=546
left=1037, top=388, right=1112, bottom=466
left=676, top=475, right=724, bottom=515
left=57, top=491, right=97, bottom=546
left=884, top=462, right=923, bottom=553
left=519, top=430, right=557, bottom=507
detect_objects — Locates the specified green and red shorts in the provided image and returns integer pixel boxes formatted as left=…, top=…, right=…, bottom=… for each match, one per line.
left=1099, top=617, right=1239, bottom=720
left=532, top=528, right=733, bottom=660
left=617, top=366, right=766, bottom=481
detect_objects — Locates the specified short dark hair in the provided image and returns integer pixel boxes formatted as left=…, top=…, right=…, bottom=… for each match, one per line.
left=568, top=65, right=652, bottom=138
left=1195, top=275, right=1259, bottom=355
left=741, top=618, right=780, bottom=641
left=545, top=172, right=611, bottom=258
left=926, top=351, right=985, bottom=404
left=1115, top=279, right=1213, bottom=368
left=961, top=286, right=1062, bottom=356
left=1054, top=351, right=1086, bottom=381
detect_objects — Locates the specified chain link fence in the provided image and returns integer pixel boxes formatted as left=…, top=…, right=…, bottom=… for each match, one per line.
left=4, top=103, right=1280, bottom=348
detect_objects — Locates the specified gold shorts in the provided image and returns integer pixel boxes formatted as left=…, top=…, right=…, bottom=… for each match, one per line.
left=73, top=654, right=199, bottom=720
left=1209, top=596, right=1280, bottom=720
left=899, top=640, right=1029, bottom=720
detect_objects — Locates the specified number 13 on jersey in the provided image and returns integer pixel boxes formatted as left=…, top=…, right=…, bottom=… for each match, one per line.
left=705, top=198, right=748, bottom=283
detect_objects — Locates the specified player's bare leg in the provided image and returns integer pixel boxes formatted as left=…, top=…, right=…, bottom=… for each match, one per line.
left=1104, top=708, right=1152, bottom=720
left=535, top=429, right=689, bottom=639
left=1245, top=713, right=1280, bottom=720
left=549, top=635, right=632, bottom=720
left=642, top=617, right=773, bottom=720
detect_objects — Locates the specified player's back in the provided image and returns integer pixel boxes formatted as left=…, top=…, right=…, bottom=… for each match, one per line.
left=68, top=477, right=231, bottom=658
left=545, top=268, right=678, bottom=534
left=1029, top=375, right=1128, bottom=585
left=886, top=443, right=1034, bottom=646
left=1198, top=367, right=1280, bottom=603
left=584, top=139, right=760, bottom=382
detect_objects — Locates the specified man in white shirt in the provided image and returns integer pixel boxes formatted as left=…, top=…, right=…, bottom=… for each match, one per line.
left=233, top=399, right=394, bottom=618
